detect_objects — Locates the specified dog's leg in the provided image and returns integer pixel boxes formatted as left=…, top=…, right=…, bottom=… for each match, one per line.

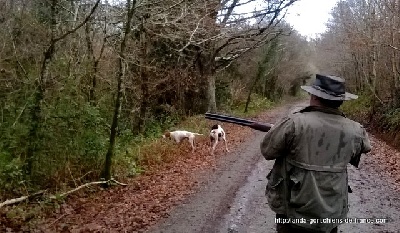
left=211, top=139, right=218, bottom=155
left=223, top=137, right=230, bottom=152
left=209, top=138, right=213, bottom=153
left=189, top=137, right=195, bottom=153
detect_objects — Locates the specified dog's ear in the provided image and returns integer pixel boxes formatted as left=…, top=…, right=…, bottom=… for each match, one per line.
left=162, top=132, right=170, bottom=138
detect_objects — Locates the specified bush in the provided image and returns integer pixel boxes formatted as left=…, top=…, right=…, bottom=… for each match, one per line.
left=231, top=93, right=274, bottom=117
left=340, top=92, right=373, bottom=123
left=0, top=155, right=25, bottom=199
left=382, top=108, right=400, bottom=131
left=341, top=91, right=400, bottom=131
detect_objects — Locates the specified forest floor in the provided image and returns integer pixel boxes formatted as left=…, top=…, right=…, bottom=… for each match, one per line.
left=1, top=100, right=399, bottom=233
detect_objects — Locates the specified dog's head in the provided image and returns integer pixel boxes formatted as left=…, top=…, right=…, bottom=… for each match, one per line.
left=162, top=131, right=171, bottom=139
left=211, top=124, right=220, bottom=130
left=209, top=128, right=220, bottom=141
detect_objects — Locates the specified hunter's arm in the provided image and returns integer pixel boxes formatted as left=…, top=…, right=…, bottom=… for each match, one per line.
left=350, top=126, right=372, bottom=168
left=249, top=122, right=274, bottom=132
left=260, top=117, right=295, bottom=160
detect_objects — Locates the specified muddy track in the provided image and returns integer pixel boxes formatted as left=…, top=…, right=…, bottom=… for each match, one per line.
left=146, top=101, right=400, bottom=233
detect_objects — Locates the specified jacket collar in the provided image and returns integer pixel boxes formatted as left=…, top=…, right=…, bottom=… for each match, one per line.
left=299, top=105, right=346, bottom=117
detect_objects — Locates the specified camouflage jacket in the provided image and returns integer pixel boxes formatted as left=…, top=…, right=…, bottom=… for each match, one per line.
left=260, top=106, right=371, bottom=232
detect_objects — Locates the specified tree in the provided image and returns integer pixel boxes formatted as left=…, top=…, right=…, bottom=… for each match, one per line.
left=102, top=0, right=136, bottom=181
left=244, top=36, right=279, bottom=112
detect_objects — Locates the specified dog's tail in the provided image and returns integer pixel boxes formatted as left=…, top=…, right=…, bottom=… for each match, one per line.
left=193, top=133, right=203, bottom=136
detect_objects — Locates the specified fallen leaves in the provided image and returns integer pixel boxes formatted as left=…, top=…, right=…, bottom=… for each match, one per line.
left=361, top=136, right=400, bottom=191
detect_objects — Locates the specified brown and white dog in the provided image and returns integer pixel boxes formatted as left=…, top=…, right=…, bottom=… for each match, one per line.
left=162, top=130, right=203, bottom=152
left=209, top=124, right=229, bottom=155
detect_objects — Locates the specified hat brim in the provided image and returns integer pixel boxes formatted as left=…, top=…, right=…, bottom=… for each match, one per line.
left=301, top=86, right=358, bottom=101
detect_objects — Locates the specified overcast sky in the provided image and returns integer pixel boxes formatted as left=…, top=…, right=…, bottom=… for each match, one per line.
left=233, top=0, right=339, bottom=38
left=285, top=0, right=340, bottom=38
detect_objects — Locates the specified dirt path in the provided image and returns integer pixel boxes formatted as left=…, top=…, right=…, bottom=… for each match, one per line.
left=146, top=101, right=400, bottom=233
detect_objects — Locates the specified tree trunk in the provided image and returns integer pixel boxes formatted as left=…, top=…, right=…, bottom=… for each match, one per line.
left=244, top=74, right=260, bottom=113
left=244, top=90, right=252, bottom=113
left=85, top=23, right=97, bottom=105
left=196, top=50, right=217, bottom=113
left=135, top=70, right=149, bottom=134
left=370, top=4, right=379, bottom=119
left=102, top=0, right=136, bottom=181
left=207, top=74, right=217, bottom=113
left=137, top=19, right=150, bottom=133
left=26, top=0, right=57, bottom=175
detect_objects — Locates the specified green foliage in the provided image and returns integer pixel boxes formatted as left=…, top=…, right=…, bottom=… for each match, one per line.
left=216, top=78, right=232, bottom=109
left=0, top=156, right=25, bottom=198
left=144, top=113, right=181, bottom=138
left=257, top=39, right=279, bottom=97
left=382, top=108, right=400, bottom=131
left=174, top=115, right=209, bottom=134
left=341, top=91, right=400, bottom=140
left=340, top=92, right=373, bottom=121
left=35, top=96, right=108, bottom=183
left=114, top=149, right=142, bottom=177
left=232, top=93, right=275, bottom=117
left=113, top=111, right=183, bottom=178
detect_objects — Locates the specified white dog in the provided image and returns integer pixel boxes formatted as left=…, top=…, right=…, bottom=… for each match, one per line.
left=209, top=124, right=229, bottom=155
left=162, top=130, right=203, bottom=152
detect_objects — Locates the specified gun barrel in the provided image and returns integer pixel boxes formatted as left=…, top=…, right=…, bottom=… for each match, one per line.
left=205, top=112, right=273, bottom=132
left=204, top=115, right=251, bottom=127
left=205, top=112, right=255, bottom=125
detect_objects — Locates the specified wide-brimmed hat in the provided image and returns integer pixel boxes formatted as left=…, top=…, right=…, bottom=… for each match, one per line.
left=300, top=74, right=358, bottom=101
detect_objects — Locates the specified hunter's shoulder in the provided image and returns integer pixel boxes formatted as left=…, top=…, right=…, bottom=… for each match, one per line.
left=288, top=105, right=308, bottom=115
left=285, top=106, right=309, bottom=120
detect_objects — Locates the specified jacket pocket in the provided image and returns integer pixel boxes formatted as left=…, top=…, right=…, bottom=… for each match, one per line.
left=266, top=173, right=284, bottom=209
left=288, top=169, right=306, bottom=208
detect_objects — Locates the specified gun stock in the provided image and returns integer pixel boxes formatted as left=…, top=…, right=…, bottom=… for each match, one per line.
left=205, top=112, right=273, bottom=132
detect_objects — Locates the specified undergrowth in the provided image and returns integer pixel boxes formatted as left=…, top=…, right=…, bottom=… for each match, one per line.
left=340, top=92, right=373, bottom=123
left=113, top=115, right=210, bottom=178
left=231, top=94, right=275, bottom=117
left=341, top=92, right=400, bottom=148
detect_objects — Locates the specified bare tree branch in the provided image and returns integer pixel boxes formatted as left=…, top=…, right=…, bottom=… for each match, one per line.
left=54, top=0, right=101, bottom=43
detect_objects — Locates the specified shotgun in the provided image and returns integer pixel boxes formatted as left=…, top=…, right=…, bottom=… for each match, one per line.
left=205, top=112, right=274, bottom=132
